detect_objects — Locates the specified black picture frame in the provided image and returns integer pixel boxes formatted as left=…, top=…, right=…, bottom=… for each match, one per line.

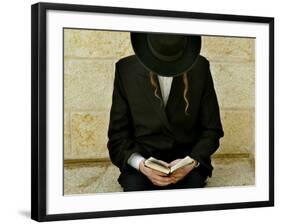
left=31, top=2, right=274, bottom=222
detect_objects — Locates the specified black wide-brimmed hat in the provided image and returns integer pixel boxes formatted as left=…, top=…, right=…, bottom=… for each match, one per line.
left=130, top=32, right=201, bottom=77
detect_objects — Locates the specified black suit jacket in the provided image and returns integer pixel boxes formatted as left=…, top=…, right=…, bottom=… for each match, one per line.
left=107, top=54, right=224, bottom=177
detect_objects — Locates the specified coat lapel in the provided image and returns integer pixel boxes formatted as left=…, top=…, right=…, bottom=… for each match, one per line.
left=137, top=69, right=184, bottom=135
left=140, top=74, right=172, bottom=133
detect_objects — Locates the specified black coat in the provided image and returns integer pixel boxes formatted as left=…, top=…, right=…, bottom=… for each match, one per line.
left=107, top=54, right=224, bottom=177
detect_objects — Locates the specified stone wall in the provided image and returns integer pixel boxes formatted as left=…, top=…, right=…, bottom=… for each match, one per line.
left=63, top=29, right=255, bottom=161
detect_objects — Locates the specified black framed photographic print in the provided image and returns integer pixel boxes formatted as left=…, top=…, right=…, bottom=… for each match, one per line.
left=31, top=2, right=274, bottom=222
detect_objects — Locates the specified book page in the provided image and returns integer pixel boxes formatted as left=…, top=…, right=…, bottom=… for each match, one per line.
left=144, top=157, right=170, bottom=174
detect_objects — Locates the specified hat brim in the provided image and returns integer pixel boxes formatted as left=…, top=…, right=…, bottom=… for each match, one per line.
left=130, top=32, right=201, bottom=77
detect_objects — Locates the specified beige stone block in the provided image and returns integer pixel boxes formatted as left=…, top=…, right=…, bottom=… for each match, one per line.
left=250, top=108, right=255, bottom=156
left=64, top=29, right=134, bottom=59
left=216, top=110, right=255, bottom=155
left=64, top=58, right=115, bottom=111
left=70, top=112, right=110, bottom=159
left=210, top=62, right=255, bottom=109
left=208, top=158, right=255, bottom=187
left=201, top=36, right=255, bottom=62
left=114, top=32, right=134, bottom=58
left=64, top=132, right=72, bottom=159
left=64, top=112, right=72, bottom=159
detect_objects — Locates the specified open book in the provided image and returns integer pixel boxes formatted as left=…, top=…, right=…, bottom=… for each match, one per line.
left=144, top=156, right=195, bottom=175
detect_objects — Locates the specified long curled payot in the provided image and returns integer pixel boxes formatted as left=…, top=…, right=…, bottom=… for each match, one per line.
left=149, top=71, right=190, bottom=115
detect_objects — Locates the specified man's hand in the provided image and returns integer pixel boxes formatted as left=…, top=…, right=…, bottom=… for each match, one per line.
left=168, top=159, right=195, bottom=184
left=139, top=160, right=173, bottom=187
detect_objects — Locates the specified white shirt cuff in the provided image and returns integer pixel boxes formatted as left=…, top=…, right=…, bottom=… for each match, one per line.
left=127, top=152, right=146, bottom=170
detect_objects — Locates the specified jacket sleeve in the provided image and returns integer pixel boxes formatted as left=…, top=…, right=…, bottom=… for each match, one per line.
left=107, top=61, right=145, bottom=172
left=189, top=60, right=224, bottom=171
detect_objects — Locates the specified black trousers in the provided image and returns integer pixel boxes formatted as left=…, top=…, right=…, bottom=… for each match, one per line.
left=118, top=165, right=208, bottom=192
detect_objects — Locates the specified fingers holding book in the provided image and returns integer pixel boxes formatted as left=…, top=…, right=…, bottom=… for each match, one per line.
left=139, top=160, right=174, bottom=186
left=169, top=163, right=195, bottom=184
left=141, top=156, right=198, bottom=185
